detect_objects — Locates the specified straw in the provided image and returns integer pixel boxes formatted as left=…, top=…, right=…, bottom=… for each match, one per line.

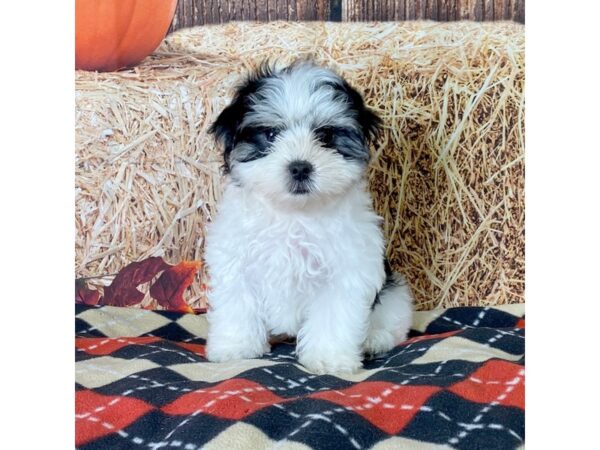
left=75, top=21, right=525, bottom=310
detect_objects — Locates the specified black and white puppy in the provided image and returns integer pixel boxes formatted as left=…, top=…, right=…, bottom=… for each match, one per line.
left=205, top=61, right=413, bottom=374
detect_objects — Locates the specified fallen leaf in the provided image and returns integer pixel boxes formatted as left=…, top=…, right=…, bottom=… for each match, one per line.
left=149, top=261, right=201, bottom=313
left=75, top=279, right=101, bottom=306
left=103, top=257, right=170, bottom=307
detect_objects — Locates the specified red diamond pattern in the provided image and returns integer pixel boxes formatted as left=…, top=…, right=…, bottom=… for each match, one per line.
left=75, top=337, right=161, bottom=356
left=311, top=381, right=441, bottom=434
left=448, top=359, right=524, bottom=409
left=75, top=390, right=154, bottom=446
left=161, top=378, right=285, bottom=420
left=75, top=303, right=524, bottom=448
left=400, top=329, right=460, bottom=345
left=174, top=341, right=206, bottom=357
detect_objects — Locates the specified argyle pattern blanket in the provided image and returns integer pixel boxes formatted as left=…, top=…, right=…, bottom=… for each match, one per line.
left=75, top=304, right=525, bottom=449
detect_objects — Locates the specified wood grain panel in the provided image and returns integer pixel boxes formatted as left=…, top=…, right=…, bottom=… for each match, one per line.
left=483, top=0, right=494, bottom=20
left=438, top=0, right=448, bottom=21
left=169, top=0, right=525, bottom=31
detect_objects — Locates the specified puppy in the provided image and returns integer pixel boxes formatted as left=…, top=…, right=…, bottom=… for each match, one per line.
left=204, top=61, right=413, bottom=374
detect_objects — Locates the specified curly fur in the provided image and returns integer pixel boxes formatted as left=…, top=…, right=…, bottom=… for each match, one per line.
left=205, top=61, right=413, bottom=374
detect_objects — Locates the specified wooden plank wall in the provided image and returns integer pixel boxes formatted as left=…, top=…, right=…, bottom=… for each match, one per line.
left=170, top=0, right=524, bottom=31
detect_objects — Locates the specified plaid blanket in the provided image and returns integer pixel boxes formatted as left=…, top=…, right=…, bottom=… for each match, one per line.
left=76, top=304, right=525, bottom=449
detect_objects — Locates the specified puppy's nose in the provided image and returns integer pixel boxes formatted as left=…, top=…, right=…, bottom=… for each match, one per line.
left=288, top=160, right=314, bottom=182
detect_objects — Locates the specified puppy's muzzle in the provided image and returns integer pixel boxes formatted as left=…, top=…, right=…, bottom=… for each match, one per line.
left=288, top=160, right=314, bottom=195
left=288, top=160, right=314, bottom=182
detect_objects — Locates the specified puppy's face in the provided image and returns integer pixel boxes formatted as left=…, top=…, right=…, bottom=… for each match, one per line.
left=210, top=62, right=381, bottom=209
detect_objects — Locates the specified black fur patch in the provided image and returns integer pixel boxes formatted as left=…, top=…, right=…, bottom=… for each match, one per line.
left=329, top=80, right=382, bottom=144
left=371, top=259, right=399, bottom=310
left=209, top=63, right=276, bottom=173
left=314, top=126, right=368, bottom=162
left=235, top=126, right=281, bottom=163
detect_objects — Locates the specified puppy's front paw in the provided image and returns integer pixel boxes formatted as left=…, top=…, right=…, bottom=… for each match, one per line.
left=363, top=329, right=395, bottom=356
left=298, top=352, right=362, bottom=375
left=206, top=339, right=270, bottom=363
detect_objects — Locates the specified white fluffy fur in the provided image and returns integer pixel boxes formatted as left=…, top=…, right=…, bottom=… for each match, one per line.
left=364, top=273, right=414, bottom=356
left=204, top=62, right=413, bottom=374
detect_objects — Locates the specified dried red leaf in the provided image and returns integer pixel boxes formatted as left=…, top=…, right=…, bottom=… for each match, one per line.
left=75, top=279, right=101, bottom=306
left=149, top=261, right=201, bottom=313
left=103, top=257, right=170, bottom=307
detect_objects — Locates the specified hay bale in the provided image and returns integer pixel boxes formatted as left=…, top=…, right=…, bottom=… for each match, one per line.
left=75, top=21, right=524, bottom=310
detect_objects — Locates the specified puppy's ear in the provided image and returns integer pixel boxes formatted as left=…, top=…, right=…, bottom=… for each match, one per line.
left=209, top=63, right=275, bottom=173
left=209, top=87, right=252, bottom=174
left=338, top=81, right=382, bottom=144
left=209, top=96, right=244, bottom=173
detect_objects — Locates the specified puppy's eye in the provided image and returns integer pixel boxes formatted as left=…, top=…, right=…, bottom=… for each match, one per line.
left=263, top=128, right=279, bottom=143
left=315, top=127, right=336, bottom=148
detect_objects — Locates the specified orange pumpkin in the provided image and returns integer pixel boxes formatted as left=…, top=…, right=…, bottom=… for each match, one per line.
left=75, top=0, right=178, bottom=72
